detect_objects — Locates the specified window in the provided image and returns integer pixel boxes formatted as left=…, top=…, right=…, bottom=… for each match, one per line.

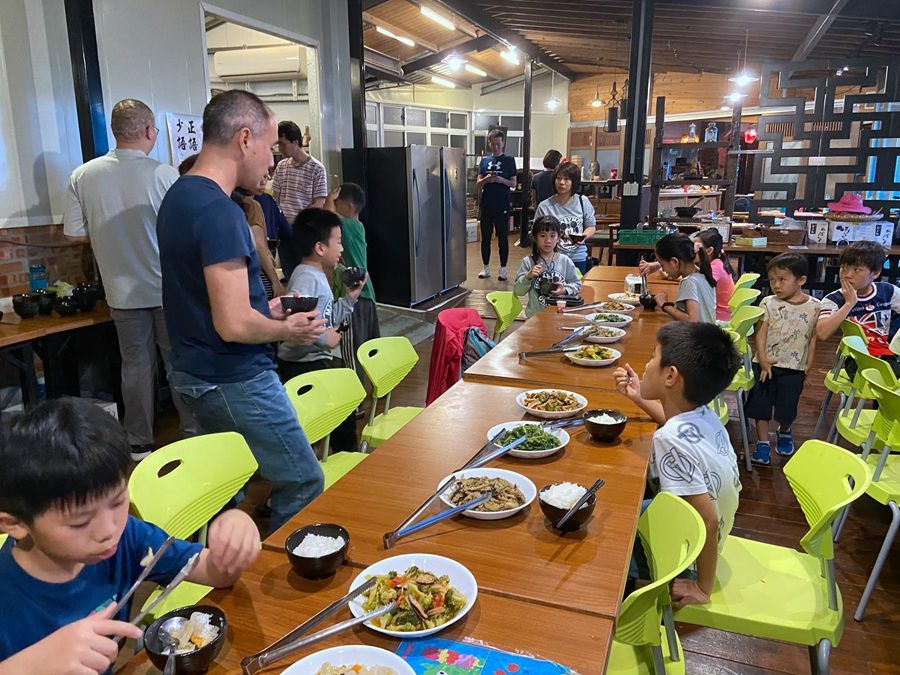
left=450, top=112, right=467, bottom=130
left=365, top=101, right=469, bottom=151
left=407, top=132, right=426, bottom=145
left=383, top=106, right=404, bottom=126
left=405, top=108, right=427, bottom=127
left=366, top=130, right=378, bottom=147
left=502, top=115, right=524, bottom=132
left=474, top=113, right=500, bottom=130
left=431, top=133, right=449, bottom=147
left=430, top=111, right=448, bottom=128
left=383, top=130, right=404, bottom=147
left=450, top=135, right=466, bottom=149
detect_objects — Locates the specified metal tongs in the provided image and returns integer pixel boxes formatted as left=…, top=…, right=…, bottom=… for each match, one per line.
left=131, top=552, right=200, bottom=626
left=240, top=578, right=396, bottom=674
left=115, top=536, right=176, bottom=611
left=518, top=346, right=580, bottom=360
left=551, top=325, right=593, bottom=348
left=558, top=300, right=611, bottom=314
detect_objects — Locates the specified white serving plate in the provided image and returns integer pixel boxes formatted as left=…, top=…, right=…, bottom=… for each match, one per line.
left=485, top=421, right=569, bottom=459
left=586, top=312, right=634, bottom=328
left=566, top=347, right=621, bottom=367
left=593, top=301, right=636, bottom=314
left=348, top=554, right=477, bottom=638
left=515, top=389, right=588, bottom=419
left=281, top=645, right=414, bottom=674
left=584, top=326, right=626, bottom=344
left=438, top=467, right=537, bottom=520
left=608, top=292, right=641, bottom=304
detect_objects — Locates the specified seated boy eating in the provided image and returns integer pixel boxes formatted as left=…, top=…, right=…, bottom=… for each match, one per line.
left=0, top=398, right=261, bottom=673
left=614, top=322, right=741, bottom=608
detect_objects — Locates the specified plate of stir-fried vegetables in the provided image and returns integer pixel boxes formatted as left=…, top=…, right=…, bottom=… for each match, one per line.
left=350, top=555, right=477, bottom=637
left=485, top=421, right=568, bottom=458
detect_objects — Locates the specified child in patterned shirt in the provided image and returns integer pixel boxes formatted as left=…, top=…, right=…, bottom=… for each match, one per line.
left=746, top=254, right=820, bottom=465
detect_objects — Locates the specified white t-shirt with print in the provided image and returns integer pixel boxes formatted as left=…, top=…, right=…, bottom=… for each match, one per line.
left=757, top=294, right=820, bottom=370
left=649, top=406, right=741, bottom=551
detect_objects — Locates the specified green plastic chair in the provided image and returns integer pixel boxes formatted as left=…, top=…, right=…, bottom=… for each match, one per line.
left=724, top=306, right=764, bottom=471
left=128, top=432, right=258, bottom=625
left=734, top=272, right=760, bottom=291
left=708, top=393, right=729, bottom=427
left=357, top=337, right=424, bottom=452
left=607, top=492, right=706, bottom=675
left=486, top=291, right=523, bottom=342
left=848, top=370, right=900, bottom=620
left=727, top=287, right=761, bottom=314
left=676, top=440, right=871, bottom=673
left=812, top=321, right=866, bottom=440
left=829, top=337, right=898, bottom=447
left=284, top=368, right=368, bottom=490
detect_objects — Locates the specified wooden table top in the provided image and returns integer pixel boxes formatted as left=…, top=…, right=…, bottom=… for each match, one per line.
left=0, top=302, right=112, bottom=349
left=611, top=240, right=900, bottom=257
left=266, top=379, right=656, bottom=621
left=117, top=548, right=614, bottom=674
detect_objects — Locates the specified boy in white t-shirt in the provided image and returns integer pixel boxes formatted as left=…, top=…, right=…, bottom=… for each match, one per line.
left=614, top=322, right=742, bottom=609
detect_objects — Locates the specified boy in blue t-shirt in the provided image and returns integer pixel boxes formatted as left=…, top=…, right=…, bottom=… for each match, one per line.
left=0, top=398, right=261, bottom=672
left=476, top=129, right=517, bottom=281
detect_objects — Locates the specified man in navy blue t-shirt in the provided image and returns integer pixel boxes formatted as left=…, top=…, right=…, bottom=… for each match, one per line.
left=477, top=129, right=517, bottom=281
left=157, top=90, right=327, bottom=532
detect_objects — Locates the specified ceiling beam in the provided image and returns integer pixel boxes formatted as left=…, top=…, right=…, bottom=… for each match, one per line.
left=401, top=34, right=495, bottom=75
left=652, top=0, right=899, bottom=21
left=364, top=46, right=404, bottom=77
left=430, top=0, right=576, bottom=81
left=480, top=65, right=548, bottom=95
left=793, top=0, right=851, bottom=60
left=362, top=11, right=440, bottom=53
left=362, top=0, right=389, bottom=10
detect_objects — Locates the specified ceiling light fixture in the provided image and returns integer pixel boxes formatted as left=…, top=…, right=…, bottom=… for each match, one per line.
left=420, top=6, right=455, bottom=31
left=500, top=45, right=519, bottom=65
left=546, top=71, right=561, bottom=110
left=431, top=75, right=456, bottom=88
left=464, top=63, right=487, bottom=77
left=376, top=25, right=415, bottom=47
left=726, top=91, right=747, bottom=103
left=443, top=54, right=465, bottom=70
left=728, top=29, right=758, bottom=86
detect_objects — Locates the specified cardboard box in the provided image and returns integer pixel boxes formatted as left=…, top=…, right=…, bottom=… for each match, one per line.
left=735, top=236, right=768, bottom=247
left=807, top=220, right=829, bottom=245
left=766, top=228, right=807, bottom=245
left=829, top=220, right=876, bottom=244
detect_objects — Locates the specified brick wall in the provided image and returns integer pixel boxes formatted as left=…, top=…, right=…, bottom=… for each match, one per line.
left=0, top=225, right=94, bottom=297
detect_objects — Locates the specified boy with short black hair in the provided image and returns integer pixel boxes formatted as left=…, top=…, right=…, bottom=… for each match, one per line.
left=325, top=182, right=375, bottom=302
left=746, top=254, right=819, bottom=465
left=816, top=241, right=900, bottom=377
left=0, top=398, right=260, bottom=672
left=614, top=322, right=742, bottom=609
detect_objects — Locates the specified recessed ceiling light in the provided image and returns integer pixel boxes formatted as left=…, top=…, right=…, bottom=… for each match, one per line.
left=375, top=25, right=415, bottom=47
left=464, top=63, right=487, bottom=77
left=420, top=6, right=455, bottom=31
left=431, top=75, right=456, bottom=88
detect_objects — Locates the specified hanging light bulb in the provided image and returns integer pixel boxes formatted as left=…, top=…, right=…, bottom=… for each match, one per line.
left=442, top=53, right=465, bottom=71
left=500, top=44, right=519, bottom=65
left=591, top=94, right=605, bottom=108
left=728, top=29, right=759, bottom=86
left=546, top=71, right=561, bottom=110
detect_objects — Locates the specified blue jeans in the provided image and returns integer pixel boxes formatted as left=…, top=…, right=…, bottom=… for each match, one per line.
left=169, top=368, right=324, bottom=532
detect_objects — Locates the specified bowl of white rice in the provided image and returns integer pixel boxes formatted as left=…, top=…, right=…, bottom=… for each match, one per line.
left=582, top=408, right=628, bottom=443
left=538, top=482, right=596, bottom=532
left=285, top=523, right=349, bottom=579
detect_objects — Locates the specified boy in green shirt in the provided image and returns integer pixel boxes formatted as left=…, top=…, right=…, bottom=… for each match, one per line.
left=326, top=183, right=375, bottom=302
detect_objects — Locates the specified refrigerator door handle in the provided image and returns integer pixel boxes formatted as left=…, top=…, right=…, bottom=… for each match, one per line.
left=412, top=168, right=420, bottom=256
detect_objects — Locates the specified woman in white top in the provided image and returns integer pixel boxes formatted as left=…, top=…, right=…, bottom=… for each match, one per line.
left=534, top=161, right=596, bottom=274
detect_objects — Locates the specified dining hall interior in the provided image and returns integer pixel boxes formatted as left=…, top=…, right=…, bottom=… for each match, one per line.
left=0, top=0, right=899, bottom=673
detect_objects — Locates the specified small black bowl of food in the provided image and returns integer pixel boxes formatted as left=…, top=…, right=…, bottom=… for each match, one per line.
left=53, top=297, right=79, bottom=317
left=280, top=295, right=318, bottom=314
left=31, top=289, right=55, bottom=315
left=675, top=206, right=700, bottom=218
left=144, top=605, right=226, bottom=674
left=285, top=523, right=349, bottom=580
left=72, top=287, right=98, bottom=312
left=583, top=409, right=628, bottom=443
left=538, top=483, right=597, bottom=533
left=340, top=266, right=367, bottom=289
left=12, top=293, right=39, bottom=319
left=639, top=294, right=657, bottom=311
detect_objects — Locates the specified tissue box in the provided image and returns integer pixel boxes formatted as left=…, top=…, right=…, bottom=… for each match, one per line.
left=807, top=220, right=829, bottom=245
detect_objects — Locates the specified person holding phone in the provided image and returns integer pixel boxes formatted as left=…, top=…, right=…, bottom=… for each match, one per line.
left=534, top=161, right=596, bottom=274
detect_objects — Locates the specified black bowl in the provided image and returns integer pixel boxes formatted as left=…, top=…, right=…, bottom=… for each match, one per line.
left=639, top=294, right=657, bottom=311
left=72, top=288, right=98, bottom=312
left=53, top=297, right=79, bottom=317
left=675, top=206, right=699, bottom=218
left=144, top=605, right=226, bottom=674
left=280, top=295, right=318, bottom=314
left=12, top=294, right=39, bottom=319
left=31, top=289, right=54, bottom=315
left=285, top=523, right=349, bottom=579
left=538, top=484, right=597, bottom=533
left=340, top=266, right=367, bottom=288
left=582, top=409, right=628, bottom=443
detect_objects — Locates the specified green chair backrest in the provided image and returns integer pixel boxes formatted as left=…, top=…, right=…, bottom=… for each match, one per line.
left=284, top=368, right=366, bottom=445
left=782, top=440, right=870, bottom=608
left=840, top=318, right=866, bottom=341
left=728, top=305, right=764, bottom=340
left=357, top=336, right=419, bottom=399
left=616, top=492, right=706, bottom=649
left=727, top=287, right=761, bottom=313
left=861, top=369, right=900, bottom=477
left=129, top=432, right=258, bottom=540
left=734, top=272, right=760, bottom=291
left=486, top=291, right=523, bottom=339
left=843, top=336, right=898, bottom=396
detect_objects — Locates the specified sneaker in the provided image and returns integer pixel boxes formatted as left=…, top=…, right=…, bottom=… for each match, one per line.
left=498, top=266, right=508, bottom=281
left=478, top=265, right=491, bottom=279
left=751, top=441, right=771, bottom=465
left=776, top=432, right=795, bottom=456
left=130, top=444, right=153, bottom=461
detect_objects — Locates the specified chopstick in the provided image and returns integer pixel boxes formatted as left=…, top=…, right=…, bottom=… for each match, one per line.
left=555, top=478, right=606, bottom=530
left=116, top=536, right=175, bottom=611
left=463, top=433, right=528, bottom=470
left=392, top=492, right=493, bottom=540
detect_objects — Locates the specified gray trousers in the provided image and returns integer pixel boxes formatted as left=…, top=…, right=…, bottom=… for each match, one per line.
left=109, top=307, right=198, bottom=446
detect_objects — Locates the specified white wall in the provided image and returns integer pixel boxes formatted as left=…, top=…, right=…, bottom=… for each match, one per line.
left=0, top=0, right=83, bottom=228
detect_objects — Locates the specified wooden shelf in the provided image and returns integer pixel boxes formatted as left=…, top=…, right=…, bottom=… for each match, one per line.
left=657, top=179, right=732, bottom=186
left=657, top=141, right=732, bottom=150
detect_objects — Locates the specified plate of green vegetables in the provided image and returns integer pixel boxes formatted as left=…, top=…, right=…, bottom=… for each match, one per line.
left=485, top=422, right=569, bottom=459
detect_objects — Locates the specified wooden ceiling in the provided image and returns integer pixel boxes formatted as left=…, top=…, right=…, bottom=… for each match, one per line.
left=363, top=0, right=900, bottom=86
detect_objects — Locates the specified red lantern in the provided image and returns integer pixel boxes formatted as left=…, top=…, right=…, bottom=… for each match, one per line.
left=743, top=127, right=758, bottom=144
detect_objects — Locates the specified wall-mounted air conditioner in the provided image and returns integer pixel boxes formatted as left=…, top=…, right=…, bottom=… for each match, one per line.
left=213, top=45, right=307, bottom=81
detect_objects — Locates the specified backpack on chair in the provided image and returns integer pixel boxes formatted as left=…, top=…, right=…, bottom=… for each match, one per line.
left=461, top=327, right=495, bottom=375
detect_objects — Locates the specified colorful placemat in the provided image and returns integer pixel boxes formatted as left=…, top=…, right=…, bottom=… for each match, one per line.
left=397, top=637, right=575, bottom=674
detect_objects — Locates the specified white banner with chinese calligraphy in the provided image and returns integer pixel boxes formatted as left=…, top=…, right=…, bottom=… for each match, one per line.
left=165, top=112, right=202, bottom=167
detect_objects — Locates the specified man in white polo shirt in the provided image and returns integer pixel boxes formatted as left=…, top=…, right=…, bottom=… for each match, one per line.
left=272, top=120, right=327, bottom=279
left=64, top=99, right=197, bottom=460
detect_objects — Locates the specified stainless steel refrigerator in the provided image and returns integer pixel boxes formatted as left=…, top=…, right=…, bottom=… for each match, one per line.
left=351, top=145, right=466, bottom=307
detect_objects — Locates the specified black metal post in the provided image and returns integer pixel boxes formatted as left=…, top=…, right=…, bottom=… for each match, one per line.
left=620, top=0, right=655, bottom=231
left=64, top=0, right=107, bottom=161
left=348, top=0, right=366, bottom=151
left=519, top=60, right=533, bottom=247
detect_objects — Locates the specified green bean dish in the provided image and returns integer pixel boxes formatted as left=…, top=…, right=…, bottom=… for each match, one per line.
left=497, top=425, right=561, bottom=452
